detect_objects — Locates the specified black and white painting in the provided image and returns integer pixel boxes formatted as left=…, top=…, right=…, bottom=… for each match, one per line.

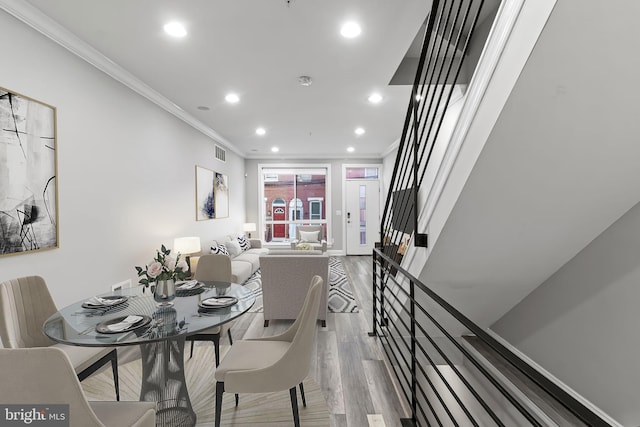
left=214, top=172, right=229, bottom=218
left=0, top=87, right=58, bottom=256
left=196, top=165, right=215, bottom=220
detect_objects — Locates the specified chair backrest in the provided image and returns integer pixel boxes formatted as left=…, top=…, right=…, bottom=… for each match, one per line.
left=0, top=276, right=57, bottom=348
left=194, top=254, right=232, bottom=282
left=295, top=225, right=324, bottom=241
left=273, top=276, right=323, bottom=386
left=0, top=347, right=104, bottom=426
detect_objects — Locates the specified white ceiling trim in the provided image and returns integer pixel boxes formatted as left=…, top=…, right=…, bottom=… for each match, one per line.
left=0, top=0, right=244, bottom=157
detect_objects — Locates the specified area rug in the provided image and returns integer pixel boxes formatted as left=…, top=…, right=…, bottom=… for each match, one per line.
left=82, top=345, right=330, bottom=426
left=242, top=256, right=358, bottom=313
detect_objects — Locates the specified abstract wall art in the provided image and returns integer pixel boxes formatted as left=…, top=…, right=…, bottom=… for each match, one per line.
left=214, top=172, right=229, bottom=218
left=195, top=165, right=215, bottom=221
left=0, top=87, right=58, bottom=257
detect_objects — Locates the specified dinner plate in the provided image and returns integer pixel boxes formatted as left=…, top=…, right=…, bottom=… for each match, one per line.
left=176, top=281, right=204, bottom=292
left=95, top=315, right=151, bottom=334
left=81, top=295, right=129, bottom=309
left=198, top=296, right=238, bottom=309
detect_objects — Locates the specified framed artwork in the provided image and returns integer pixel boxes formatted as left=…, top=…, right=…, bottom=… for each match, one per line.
left=0, top=87, right=58, bottom=257
left=195, top=165, right=215, bottom=220
left=214, top=172, right=229, bottom=218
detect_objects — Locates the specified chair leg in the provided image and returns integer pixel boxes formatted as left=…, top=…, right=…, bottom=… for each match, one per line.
left=213, top=334, right=221, bottom=367
left=289, top=386, right=301, bottom=427
left=235, top=393, right=239, bottom=407
left=111, top=354, right=120, bottom=401
left=299, top=382, right=306, bottom=407
left=227, top=328, right=233, bottom=345
left=321, top=320, right=326, bottom=327
left=215, top=381, right=224, bottom=427
left=264, top=320, right=269, bottom=327
left=189, top=340, right=195, bottom=359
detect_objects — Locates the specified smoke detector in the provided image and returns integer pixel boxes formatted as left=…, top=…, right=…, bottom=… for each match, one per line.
left=298, top=76, right=312, bottom=86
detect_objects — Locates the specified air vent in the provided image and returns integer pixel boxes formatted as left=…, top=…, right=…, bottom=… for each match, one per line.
left=215, top=145, right=226, bottom=163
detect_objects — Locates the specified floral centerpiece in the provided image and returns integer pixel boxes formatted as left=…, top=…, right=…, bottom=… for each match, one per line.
left=135, top=244, right=189, bottom=288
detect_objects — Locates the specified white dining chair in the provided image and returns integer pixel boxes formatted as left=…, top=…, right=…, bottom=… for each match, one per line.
left=213, top=275, right=323, bottom=427
left=186, top=254, right=234, bottom=365
left=0, top=347, right=155, bottom=427
left=0, top=275, right=121, bottom=400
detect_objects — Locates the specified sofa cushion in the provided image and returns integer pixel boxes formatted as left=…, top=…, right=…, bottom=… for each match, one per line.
left=230, top=260, right=253, bottom=284
left=234, top=252, right=261, bottom=271
left=210, top=243, right=229, bottom=256
left=299, top=230, right=320, bottom=243
left=226, top=239, right=242, bottom=257
left=237, top=235, right=251, bottom=251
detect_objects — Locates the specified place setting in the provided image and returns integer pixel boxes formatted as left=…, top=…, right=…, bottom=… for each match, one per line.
left=73, top=295, right=130, bottom=317
left=175, top=280, right=205, bottom=297
left=95, top=314, right=152, bottom=334
left=197, top=295, right=238, bottom=315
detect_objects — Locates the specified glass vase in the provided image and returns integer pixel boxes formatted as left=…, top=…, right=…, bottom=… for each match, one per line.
left=153, top=279, right=176, bottom=307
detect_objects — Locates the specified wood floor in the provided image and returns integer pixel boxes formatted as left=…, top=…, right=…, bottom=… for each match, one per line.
left=227, top=255, right=409, bottom=427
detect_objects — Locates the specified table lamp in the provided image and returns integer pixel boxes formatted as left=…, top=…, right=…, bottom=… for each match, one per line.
left=173, top=236, right=201, bottom=277
left=243, top=222, right=257, bottom=238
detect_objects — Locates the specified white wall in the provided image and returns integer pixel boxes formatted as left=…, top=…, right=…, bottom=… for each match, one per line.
left=493, top=200, right=640, bottom=425
left=0, top=11, right=245, bottom=307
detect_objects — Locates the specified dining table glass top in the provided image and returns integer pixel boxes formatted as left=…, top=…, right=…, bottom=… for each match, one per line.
left=43, top=281, right=255, bottom=347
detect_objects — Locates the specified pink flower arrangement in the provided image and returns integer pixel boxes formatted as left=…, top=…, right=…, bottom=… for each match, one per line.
left=135, top=244, right=189, bottom=287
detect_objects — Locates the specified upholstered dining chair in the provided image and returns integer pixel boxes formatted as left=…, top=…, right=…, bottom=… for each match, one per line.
left=186, top=254, right=234, bottom=365
left=0, top=347, right=155, bottom=427
left=0, top=275, right=121, bottom=400
left=214, top=275, right=323, bottom=427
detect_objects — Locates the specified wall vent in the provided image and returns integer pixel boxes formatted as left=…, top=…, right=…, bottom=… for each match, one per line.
left=215, top=145, right=226, bottom=162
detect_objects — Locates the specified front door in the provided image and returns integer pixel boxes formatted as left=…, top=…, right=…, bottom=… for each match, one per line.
left=345, top=180, right=380, bottom=255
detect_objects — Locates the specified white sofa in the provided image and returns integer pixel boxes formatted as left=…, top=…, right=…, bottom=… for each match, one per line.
left=206, top=238, right=268, bottom=284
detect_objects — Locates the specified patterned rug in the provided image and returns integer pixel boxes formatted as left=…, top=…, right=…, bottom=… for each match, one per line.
left=82, top=345, right=330, bottom=426
left=242, top=256, right=358, bottom=313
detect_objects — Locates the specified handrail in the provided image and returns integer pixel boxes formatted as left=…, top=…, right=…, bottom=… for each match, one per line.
left=371, top=248, right=613, bottom=426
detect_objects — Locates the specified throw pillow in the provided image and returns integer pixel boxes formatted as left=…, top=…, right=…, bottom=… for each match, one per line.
left=300, top=230, right=320, bottom=243
left=226, top=240, right=242, bottom=257
left=237, top=235, right=250, bottom=251
left=210, top=243, right=229, bottom=256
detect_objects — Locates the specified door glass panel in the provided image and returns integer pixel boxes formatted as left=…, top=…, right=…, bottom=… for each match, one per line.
left=359, top=185, right=366, bottom=244
left=346, top=167, right=379, bottom=179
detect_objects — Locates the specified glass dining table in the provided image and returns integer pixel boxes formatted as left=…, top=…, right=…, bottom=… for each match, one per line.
left=43, top=281, right=255, bottom=427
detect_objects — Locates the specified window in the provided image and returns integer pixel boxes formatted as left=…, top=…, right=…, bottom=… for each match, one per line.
left=260, top=166, right=330, bottom=243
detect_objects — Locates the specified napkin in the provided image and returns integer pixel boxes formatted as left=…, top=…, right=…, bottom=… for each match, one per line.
left=106, top=315, right=143, bottom=332
left=85, top=296, right=123, bottom=306
left=202, top=297, right=230, bottom=307
left=177, top=280, right=199, bottom=290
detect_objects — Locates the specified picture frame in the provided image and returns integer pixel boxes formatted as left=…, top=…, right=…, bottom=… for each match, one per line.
left=195, top=165, right=215, bottom=221
left=0, top=87, right=58, bottom=257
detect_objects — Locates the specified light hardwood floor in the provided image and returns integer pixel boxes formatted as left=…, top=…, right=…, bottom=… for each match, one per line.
left=226, top=255, right=409, bottom=427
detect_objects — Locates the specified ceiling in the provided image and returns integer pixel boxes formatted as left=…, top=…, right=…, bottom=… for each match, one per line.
left=21, top=0, right=432, bottom=159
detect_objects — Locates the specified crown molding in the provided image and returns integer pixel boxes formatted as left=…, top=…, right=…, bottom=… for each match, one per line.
left=0, top=0, right=244, bottom=158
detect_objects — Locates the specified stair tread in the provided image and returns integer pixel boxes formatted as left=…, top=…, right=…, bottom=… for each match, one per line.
left=463, top=336, right=587, bottom=427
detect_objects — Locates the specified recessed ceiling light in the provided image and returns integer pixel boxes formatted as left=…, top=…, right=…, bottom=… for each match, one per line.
left=415, top=94, right=422, bottom=101
left=355, top=127, right=365, bottom=135
left=368, top=93, right=383, bottom=104
left=347, top=147, right=355, bottom=152
left=197, top=106, right=210, bottom=111
left=256, top=127, right=266, bottom=136
left=225, top=93, right=240, bottom=103
left=164, top=22, right=187, bottom=38
left=271, top=147, right=279, bottom=152
left=298, top=76, right=313, bottom=86
left=340, top=22, right=361, bottom=38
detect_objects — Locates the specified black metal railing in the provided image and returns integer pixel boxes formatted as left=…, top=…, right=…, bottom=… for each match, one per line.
left=371, top=249, right=613, bottom=426
left=374, top=0, right=615, bottom=425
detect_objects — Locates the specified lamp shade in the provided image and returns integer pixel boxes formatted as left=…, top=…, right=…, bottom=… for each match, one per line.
left=173, top=237, right=201, bottom=255
left=243, top=223, right=257, bottom=232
